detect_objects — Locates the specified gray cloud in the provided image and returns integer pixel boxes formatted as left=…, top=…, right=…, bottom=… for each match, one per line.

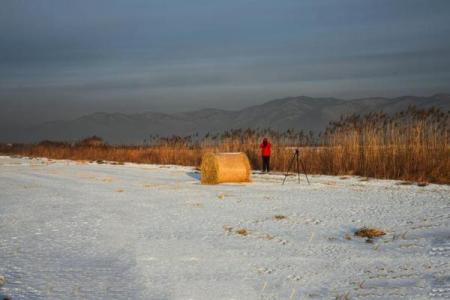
left=1, top=0, right=450, bottom=128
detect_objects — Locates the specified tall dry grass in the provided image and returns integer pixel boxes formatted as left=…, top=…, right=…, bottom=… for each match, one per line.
left=1, top=107, right=448, bottom=183
left=314, top=107, right=449, bottom=183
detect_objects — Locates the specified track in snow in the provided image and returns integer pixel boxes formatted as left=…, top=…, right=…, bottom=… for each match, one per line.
left=0, top=156, right=449, bottom=299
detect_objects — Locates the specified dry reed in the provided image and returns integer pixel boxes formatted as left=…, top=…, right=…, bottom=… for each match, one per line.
left=1, top=107, right=448, bottom=184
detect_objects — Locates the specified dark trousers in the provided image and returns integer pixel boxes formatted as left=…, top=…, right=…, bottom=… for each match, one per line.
left=262, top=156, right=270, bottom=172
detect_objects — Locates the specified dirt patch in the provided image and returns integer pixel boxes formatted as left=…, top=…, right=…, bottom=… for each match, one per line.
left=273, top=215, right=287, bottom=220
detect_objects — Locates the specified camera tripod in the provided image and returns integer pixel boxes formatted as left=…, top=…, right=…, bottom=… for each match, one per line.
left=282, top=149, right=310, bottom=185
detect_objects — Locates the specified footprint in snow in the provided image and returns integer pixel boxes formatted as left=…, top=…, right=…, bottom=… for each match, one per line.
left=257, top=267, right=273, bottom=274
left=287, top=274, right=302, bottom=281
left=277, top=238, right=288, bottom=245
left=305, top=218, right=321, bottom=225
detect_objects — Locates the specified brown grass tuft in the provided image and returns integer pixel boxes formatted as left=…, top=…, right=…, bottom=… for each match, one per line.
left=354, top=227, right=386, bottom=238
left=273, top=215, right=287, bottom=220
left=236, top=228, right=249, bottom=236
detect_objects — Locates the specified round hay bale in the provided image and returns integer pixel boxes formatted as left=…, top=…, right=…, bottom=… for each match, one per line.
left=201, top=152, right=251, bottom=184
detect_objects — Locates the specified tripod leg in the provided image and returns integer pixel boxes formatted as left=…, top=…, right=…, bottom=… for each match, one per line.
left=282, top=152, right=297, bottom=185
left=299, top=158, right=310, bottom=185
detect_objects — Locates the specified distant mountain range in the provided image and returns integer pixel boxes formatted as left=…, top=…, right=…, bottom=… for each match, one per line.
left=3, top=93, right=450, bottom=144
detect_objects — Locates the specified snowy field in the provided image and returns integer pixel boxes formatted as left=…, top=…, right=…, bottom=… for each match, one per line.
left=0, top=156, right=449, bottom=300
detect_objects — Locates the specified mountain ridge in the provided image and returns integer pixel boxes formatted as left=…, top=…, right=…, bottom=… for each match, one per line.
left=3, top=94, right=449, bottom=144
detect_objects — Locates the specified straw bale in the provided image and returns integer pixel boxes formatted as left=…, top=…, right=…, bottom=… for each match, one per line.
left=201, top=152, right=251, bottom=184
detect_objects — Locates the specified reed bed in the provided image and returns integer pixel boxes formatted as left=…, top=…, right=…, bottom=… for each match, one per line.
left=1, top=107, right=448, bottom=183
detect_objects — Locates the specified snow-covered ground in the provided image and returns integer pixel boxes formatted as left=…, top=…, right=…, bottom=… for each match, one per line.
left=0, top=156, right=449, bottom=300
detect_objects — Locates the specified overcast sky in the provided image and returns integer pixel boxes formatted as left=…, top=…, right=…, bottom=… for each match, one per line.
left=1, top=0, right=450, bottom=126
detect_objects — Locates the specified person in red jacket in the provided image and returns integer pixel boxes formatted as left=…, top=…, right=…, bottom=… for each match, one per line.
left=259, top=138, right=271, bottom=173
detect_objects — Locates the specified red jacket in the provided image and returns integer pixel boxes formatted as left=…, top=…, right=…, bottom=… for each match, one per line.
left=259, top=142, right=271, bottom=157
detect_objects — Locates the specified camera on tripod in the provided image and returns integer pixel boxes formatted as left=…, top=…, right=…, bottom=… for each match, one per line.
left=282, top=147, right=310, bottom=185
